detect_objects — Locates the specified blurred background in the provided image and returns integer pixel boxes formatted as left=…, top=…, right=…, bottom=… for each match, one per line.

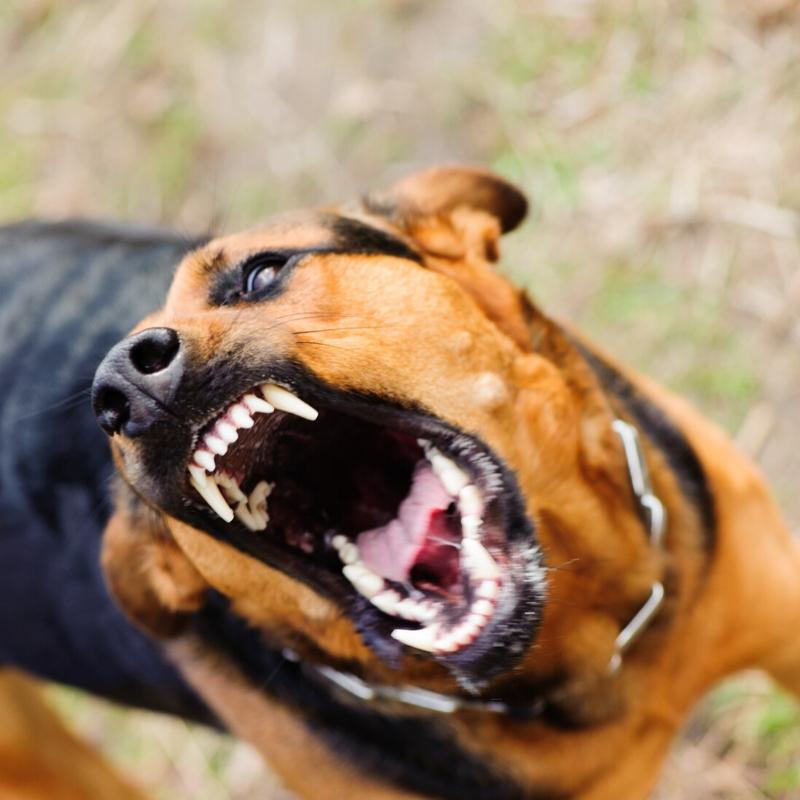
left=1, top=0, right=799, bottom=797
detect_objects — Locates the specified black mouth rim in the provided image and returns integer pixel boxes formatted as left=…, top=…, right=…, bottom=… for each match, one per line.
left=169, top=365, right=546, bottom=685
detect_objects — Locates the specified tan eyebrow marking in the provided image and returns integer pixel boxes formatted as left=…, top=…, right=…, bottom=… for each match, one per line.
left=196, top=246, right=228, bottom=277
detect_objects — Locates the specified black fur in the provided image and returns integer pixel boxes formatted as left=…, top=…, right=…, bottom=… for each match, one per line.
left=0, top=220, right=213, bottom=721
left=574, top=342, right=717, bottom=552
left=192, top=594, right=559, bottom=800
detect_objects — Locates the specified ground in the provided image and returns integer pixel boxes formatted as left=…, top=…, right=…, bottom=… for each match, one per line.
left=1, top=1, right=799, bottom=797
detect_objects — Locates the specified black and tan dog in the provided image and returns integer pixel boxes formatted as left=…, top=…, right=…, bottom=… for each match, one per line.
left=3, top=167, right=799, bottom=799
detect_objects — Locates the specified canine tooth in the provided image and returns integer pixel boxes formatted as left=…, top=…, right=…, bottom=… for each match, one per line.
left=391, top=623, right=441, bottom=653
left=476, top=579, right=500, bottom=601
left=193, top=449, right=216, bottom=472
left=458, top=484, right=483, bottom=517
left=338, top=542, right=359, bottom=564
left=430, top=453, right=469, bottom=496
left=371, top=590, right=401, bottom=616
left=331, top=535, right=347, bottom=550
left=234, top=502, right=262, bottom=531
left=229, top=404, right=254, bottom=429
left=462, top=538, right=500, bottom=580
left=261, top=384, right=319, bottom=421
left=205, top=435, right=228, bottom=456
left=188, top=468, right=234, bottom=522
left=216, top=421, right=239, bottom=444
left=461, top=514, right=482, bottom=539
left=216, top=472, right=246, bottom=503
left=342, top=565, right=384, bottom=598
left=417, top=438, right=431, bottom=449
left=472, top=599, right=494, bottom=617
left=243, top=393, right=274, bottom=415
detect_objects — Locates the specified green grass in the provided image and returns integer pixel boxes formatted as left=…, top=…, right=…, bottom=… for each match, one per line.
left=3, top=1, right=800, bottom=797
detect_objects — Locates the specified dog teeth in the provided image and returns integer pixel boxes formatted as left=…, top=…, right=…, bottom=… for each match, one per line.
left=476, top=579, right=500, bottom=601
left=188, top=465, right=234, bottom=522
left=234, top=501, right=262, bottom=530
left=193, top=449, right=216, bottom=472
left=205, top=434, right=228, bottom=456
left=339, top=542, right=359, bottom=564
left=229, top=403, right=254, bottom=429
left=216, top=472, right=246, bottom=503
left=462, top=538, right=500, bottom=581
left=391, top=623, right=441, bottom=653
left=342, top=563, right=384, bottom=598
left=428, top=450, right=469, bottom=496
left=458, top=484, right=483, bottom=517
left=261, top=383, right=318, bottom=421
left=216, top=421, right=239, bottom=444
left=461, top=514, right=482, bottom=539
left=243, top=393, right=274, bottom=415
left=370, top=589, right=401, bottom=615
left=472, top=599, right=494, bottom=617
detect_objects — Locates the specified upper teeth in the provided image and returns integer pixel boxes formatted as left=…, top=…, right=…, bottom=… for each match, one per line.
left=188, top=383, right=317, bottom=523
left=261, top=384, right=319, bottom=421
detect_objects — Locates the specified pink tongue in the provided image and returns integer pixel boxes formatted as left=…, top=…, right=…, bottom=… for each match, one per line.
left=357, top=463, right=451, bottom=581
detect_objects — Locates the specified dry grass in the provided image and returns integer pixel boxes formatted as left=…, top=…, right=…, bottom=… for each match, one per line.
left=2, top=1, right=800, bottom=797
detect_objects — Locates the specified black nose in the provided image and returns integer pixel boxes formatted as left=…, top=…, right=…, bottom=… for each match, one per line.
left=92, top=327, right=183, bottom=437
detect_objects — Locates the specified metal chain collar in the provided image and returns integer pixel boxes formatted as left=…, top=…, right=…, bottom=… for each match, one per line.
left=295, top=418, right=667, bottom=716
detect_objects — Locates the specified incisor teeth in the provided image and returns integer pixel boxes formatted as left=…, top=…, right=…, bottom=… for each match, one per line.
left=193, top=449, right=216, bottom=472
left=243, top=393, right=274, bottom=415
left=261, top=384, right=319, bottom=421
left=205, top=435, right=228, bottom=456
left=188, top=466, right=234, bottom=522
left=216, top=421, right=239, bottom=444
left=391, top=623, right=441, bottom=653
left=229, top=404, right=254, bottom=429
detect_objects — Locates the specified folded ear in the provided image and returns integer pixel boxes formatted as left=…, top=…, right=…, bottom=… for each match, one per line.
left=102, top=481, right=208, bottom=639
left=364, top=165, right=528, bottom=262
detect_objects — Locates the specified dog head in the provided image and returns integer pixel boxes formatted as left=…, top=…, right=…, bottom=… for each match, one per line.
left=93, top=166, right=660, bottom=696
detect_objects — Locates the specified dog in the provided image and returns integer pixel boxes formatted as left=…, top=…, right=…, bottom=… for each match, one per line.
left=2, top=167, right=798, bottom=799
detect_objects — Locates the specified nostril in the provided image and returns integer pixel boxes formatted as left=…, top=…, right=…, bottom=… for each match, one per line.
left=94, top=387, right=130, bottom=435
left=129, top=328, right=180, bottom=375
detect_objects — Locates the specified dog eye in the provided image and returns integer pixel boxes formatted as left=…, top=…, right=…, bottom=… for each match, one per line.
left=242, top=253, right=301, bottom=297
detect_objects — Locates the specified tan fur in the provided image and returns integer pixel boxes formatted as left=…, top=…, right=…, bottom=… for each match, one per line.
left=96, top=166, right=800, bottom=799
left=0, top=670, right=146, bottom=800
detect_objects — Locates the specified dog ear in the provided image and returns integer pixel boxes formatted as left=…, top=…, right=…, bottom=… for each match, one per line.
left=102, top=481, right=208, bottom=639
left=364, top=165, right=528, bottom=262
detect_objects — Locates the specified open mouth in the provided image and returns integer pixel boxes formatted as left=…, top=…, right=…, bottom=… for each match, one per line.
left=183, top=379, right=544, bottom=673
